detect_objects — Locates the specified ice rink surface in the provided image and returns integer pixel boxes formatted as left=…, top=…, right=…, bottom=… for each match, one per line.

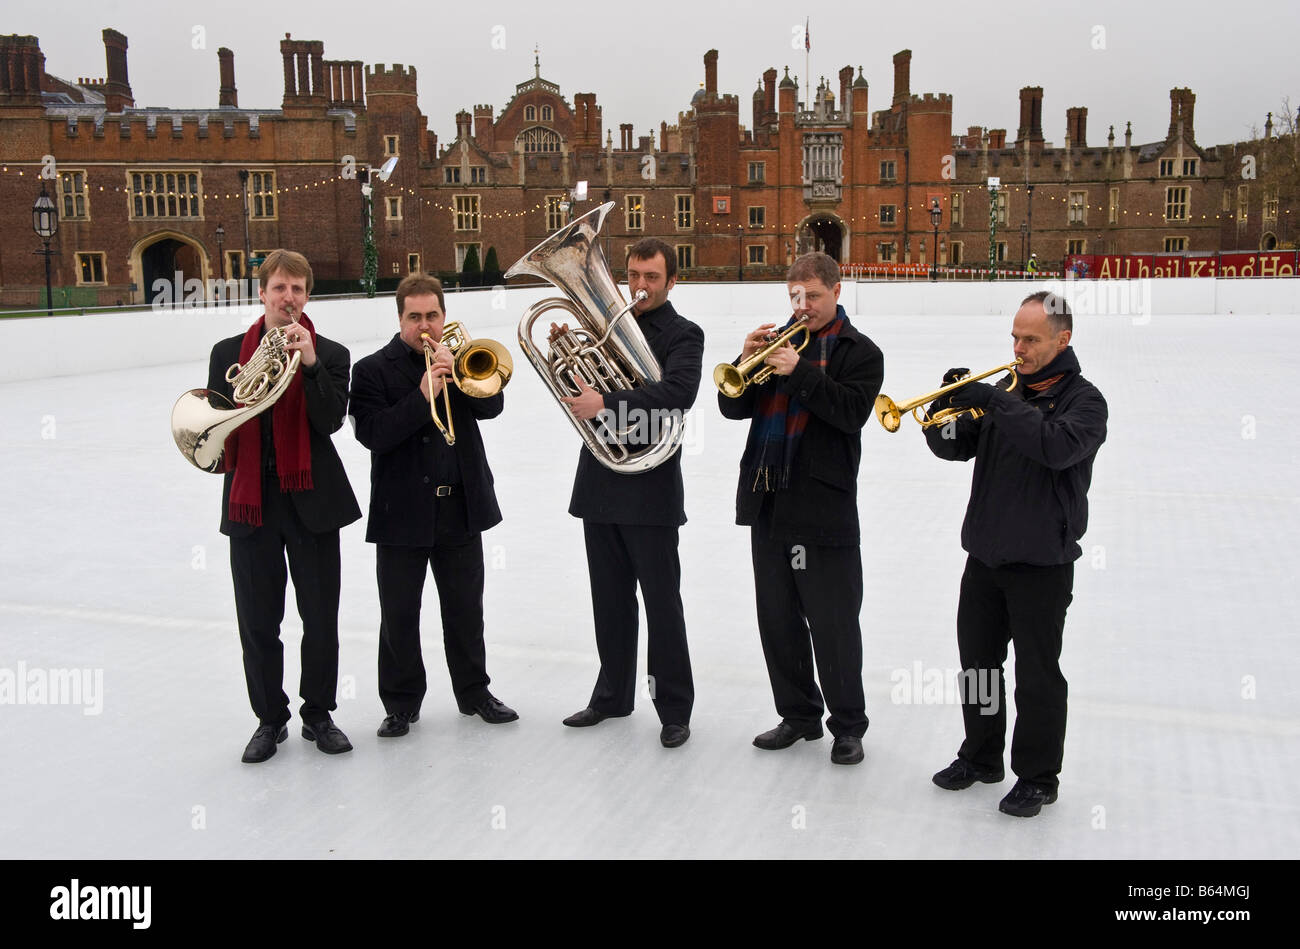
left=1, top=295, right=1297, bottom=860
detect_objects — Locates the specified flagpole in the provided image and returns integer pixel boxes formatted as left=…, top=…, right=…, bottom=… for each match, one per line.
left=804, top=17, right=810, bottom=110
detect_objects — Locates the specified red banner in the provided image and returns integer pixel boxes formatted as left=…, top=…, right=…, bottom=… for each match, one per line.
left=1064, top=252, right=1298, bottom=278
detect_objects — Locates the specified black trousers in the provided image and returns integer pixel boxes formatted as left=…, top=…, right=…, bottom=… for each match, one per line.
left=582, top=521, right=693, bottom=725
left=750, top=527, right=867, bottom=740
left=229, top=475, right=341, bottom=728
left=375, top=493, right=490, bottom=716
left=956, top=556, right=1074, bottom=790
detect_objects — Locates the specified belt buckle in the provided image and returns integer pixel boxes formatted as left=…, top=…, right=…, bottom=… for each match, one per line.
left=435, top=485, right=453, bottom=497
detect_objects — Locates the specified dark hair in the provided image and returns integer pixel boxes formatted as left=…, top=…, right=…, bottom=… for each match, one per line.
left=1022, top=289, right=1072, bottom=334
left=258, top=249, right=313, bottom=295
left=627, top=237, right=676, bottom=281
left=786, top=252, right=840, bottom=289
left=396, top=273, right=446, bottom=316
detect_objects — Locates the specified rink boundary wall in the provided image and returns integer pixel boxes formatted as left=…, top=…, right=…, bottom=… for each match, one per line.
left=1, top=278, right=1297, bottom=383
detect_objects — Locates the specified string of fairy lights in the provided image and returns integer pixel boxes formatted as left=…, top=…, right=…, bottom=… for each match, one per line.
left=2, top=163, right=1292, bottom=231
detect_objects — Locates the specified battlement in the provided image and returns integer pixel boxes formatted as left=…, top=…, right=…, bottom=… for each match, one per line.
left=474, top=103, right=493, bottom=112
left=365, top=63, right=417, bottom=99
left=909, top=92, right=952, bottom=107
left=367, top=63, right=415, bottom=79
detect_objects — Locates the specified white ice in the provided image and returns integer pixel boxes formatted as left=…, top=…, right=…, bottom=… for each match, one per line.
left=1, top=287, right=1297, bottom=859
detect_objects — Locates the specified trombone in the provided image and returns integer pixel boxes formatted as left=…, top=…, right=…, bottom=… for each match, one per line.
left=874, top=359, right=1023, bottom=432
left=420, top=321, right=514, bottom=447
left=714, top=315, right=811, bottom=398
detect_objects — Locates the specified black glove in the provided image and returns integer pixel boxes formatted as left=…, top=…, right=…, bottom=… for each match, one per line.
left=942, top=367, right=970, bottom=386
left=947, top=381, right=999, bottom=410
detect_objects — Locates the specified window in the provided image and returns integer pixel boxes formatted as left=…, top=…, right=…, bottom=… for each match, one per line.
left=949, top=241, right=962, bottom=266
left=747, top=161, right=766, bottom=183
left=59, top=171, right=88, bottom=220
left=454, top=195, right=480, bottom=231
left=995, top=191, right=1008, bottom=225
left=1159, top=158, right=1175, bottom=177
left=384, top=135, right=399, bottom=156
left=518, top=127, right=562, bottom=153
left=1108, top=187, right=1120, bottom=225
left=225, top=250, right=245, bottom=280
left=996, top=241, right=1008, bottom=262
left=879, top=205, right=897, bottom=225
left=525, top=106, right=536, bottom=121
left=879, top=160, right=896, bottom=182
left=392, top=262, right=400, bottom=275
left=455, top=243, right=481, bottom=270
left=129, top=170, right=200, bottom=218
left=1223, top=191, right=1232, bottom=213
left=76, top=252, right=105, bottom=284
left=1237, top=184, right=1249, bottom=223
left=747, top=245, right=766, bottom=265
left=1067, top=239, right=1087, bottom=255
left=249, top=171, right=276, bottom=219
left=444, top=167, right=461, bottom=184
left=1165, top=187, right=1188, bottom=221
left=802, top=132, right=843, bottom=182
left=408, top=253, right=421, bottom=273
left=1164, top=237, right=1187, bottom=252
left=625, top=194, right=644, bottom=230
left=951, top=192, right=963, bottom=227
left=878, top=242, right=896, bottom=262
left=546, top=195, right=565, bottom=231
left=675, top=194, right=693, bottom=229
left=470, top=166, right=487, bottom=184
left=1264, top=186, right=1279, bottom=223
left=1183, top=158, right=1198, bottom=176
left=748, top=206, right=766, bottom=228
left=249, top=250, right=274, bottom=278
left=675, top=245, right=694, bottom=270
left=386, top=197, right=402, bottom=221
left=1068, top=191, right=1087, bottom=225
left=541, top=105, right=553, bottom=121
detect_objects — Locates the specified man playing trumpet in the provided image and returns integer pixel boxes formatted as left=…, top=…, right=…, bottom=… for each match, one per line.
left=349, top=274, right=517, bottom=739
left=718, top=252, right=884, bottom=766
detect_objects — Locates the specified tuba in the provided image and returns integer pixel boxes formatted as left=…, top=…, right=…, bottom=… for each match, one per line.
left=506, top=201, right=685, bottom=473
left=170, top=326, right=301, bottom=471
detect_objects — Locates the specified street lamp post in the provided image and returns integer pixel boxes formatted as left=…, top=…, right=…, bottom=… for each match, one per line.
left=32, top=184, right=59, bottom=317
left=1026, top=183, right=1035, bottom=261
left=216, top=224, right=226, bottom=281
left=360, top=156, right=399, bottom=298
left=1019, top=222, right=1027, bottom=270
left=987, top=177, right=1000, bottom=281
left=237, top=170, right=252, bottom=279
left=929, top=199, right=942, bottom=281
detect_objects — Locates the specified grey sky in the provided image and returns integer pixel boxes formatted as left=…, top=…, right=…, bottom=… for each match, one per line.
left=13, top=0, right=1297, bottom=150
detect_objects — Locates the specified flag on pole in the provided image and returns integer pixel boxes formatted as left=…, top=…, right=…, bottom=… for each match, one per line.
left=805, top=17, right=811, bottom=51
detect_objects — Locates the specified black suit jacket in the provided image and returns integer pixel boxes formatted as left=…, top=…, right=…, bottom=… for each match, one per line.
left=567, top=300, right=704, bottom=527
left=718, top=310, right=883, bottom=545
left=208, top=328, right=361, bottom=538
left=349, top=334, right=503, bottom=545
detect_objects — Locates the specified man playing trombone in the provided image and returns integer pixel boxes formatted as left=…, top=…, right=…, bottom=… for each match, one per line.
left=718, top=252, right=884, bottom=766
left=923, top=290, right=1107, bottom=816
left=349, top=274, right=517, bottom=738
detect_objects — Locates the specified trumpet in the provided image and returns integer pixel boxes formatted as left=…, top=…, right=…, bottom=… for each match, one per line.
left=714, top=316, right=811, bottom=398
left=422, top=321, right=514, bottom=447
left=874, top=359, right=1023, bottom=432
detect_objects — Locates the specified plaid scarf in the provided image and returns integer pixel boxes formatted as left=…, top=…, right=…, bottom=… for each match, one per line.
left=742, top=310, right=845, bottom=492
left=224, top=313, right=315, bottom=526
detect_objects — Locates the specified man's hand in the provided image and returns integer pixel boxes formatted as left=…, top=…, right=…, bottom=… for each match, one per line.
left=419, top=343, right=453, bottom=402
left=548, top=322, right=571, bottom=345
left=764, top=343, right=801, bottom=377
left=560, top=375, right=605, bottom=420
left=283, top=322, right=317, bottom=368
left=947, top=381, right=999, bottom=410
left=742, top=323, right=778, bottom=359
left=942, top=367, right=970, bottom=386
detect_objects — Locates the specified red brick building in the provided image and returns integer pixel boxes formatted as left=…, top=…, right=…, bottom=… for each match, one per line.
left=1, top=29, right=1293, bottom=309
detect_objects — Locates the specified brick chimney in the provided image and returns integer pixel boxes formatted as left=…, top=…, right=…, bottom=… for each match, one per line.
left=988, top=128, right=1006, bottom=149
left=1168, top=87, right=1195, bottom=141
left=892, top=49, right=911, bottom=105
left=455, top=109, right=471, bottom=140
left=218, top=47, right=237, bottom=107
left=620, top=123, right=633, bottom=150
left=1066, top=106, right=1087, bottom=148
left=838, top=65, right=853, bottom=114
left=102, top=28, right=133, bottom=111
left=0, top=35, right=47, bottom=107
left=763, top=67, right=777, bottom=124
left=1016, top=86, right=1044, bottom=145
left=704, top=49, right=718, bottom=97
left=474, top=104, right=495, bottom=148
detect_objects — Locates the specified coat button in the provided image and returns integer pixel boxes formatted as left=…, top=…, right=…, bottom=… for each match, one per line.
left=422, top=436, right=430, bottom=444
left=422, top=476, right=430, bottom=484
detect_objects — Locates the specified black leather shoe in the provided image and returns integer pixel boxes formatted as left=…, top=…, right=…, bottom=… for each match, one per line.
left=830, top=735, right=864, bottom=765
left=660, top=724, right=690, bottom=748
left=241, top=724, right=287, bottom=763
left=302, top=717, right=353, bottom=755
left=377, top=711, right=420, bottom=738
left=460, top=694, right=519, bottom=724
left=563, top=707, right=625, bottom=727
left=998, top=779, right=1058, bottom=817
left=752, top=720, right=824, bottom=750
left=932, top=757, right=1005, bottom=790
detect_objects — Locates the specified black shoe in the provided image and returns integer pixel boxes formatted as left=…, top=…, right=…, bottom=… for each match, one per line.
left=563, top=707, right=621, bottom=727
left=377, top=711, right=420, bottom=738
left=752, top=720, right=824, bottom=750
left=932, top=757, right=1005, bottom=790
left=830, top=735, right=864, bottom=765
left=660, top=724, right=690, bottom=748
left=302, top=717, right=353, bottom=755
left=998, top=779, right=1058, bottom=817
left=459, top=694, right=519, bottom=725
left=241, top=724, right=287, bottom=763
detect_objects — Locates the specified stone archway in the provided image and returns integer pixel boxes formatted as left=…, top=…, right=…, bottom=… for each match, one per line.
left=795, top=213, right=847, bottom=263
left=129, top=231, right=210, bottom=306
left=1261, top=232, right=1278, bottom=251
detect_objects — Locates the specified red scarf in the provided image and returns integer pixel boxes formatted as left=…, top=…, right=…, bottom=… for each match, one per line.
left=224, top=313, right=315, bottom=525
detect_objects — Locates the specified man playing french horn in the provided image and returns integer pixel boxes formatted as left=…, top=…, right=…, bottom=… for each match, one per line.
left=349, top=274, right=517, bottom=740
left=206, top=249, right=362, bottom=763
